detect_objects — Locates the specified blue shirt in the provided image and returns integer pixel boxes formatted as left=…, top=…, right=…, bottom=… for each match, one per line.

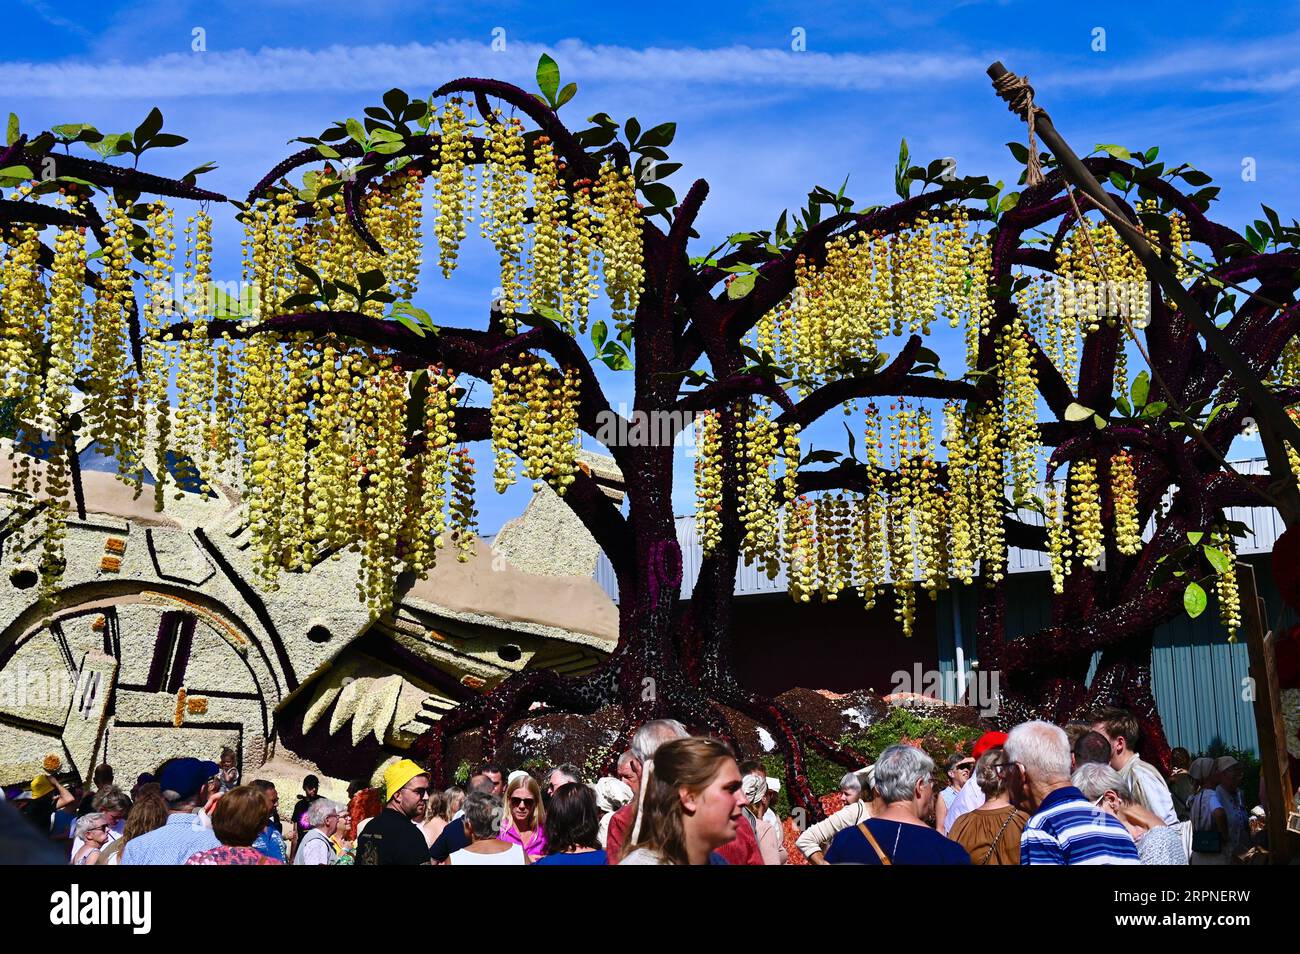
left=826, top=818, right=971, bottom=865
left=533, top=849, right=608, bottom=866
left=1020, top=786, right=1142, bottom=865
left=120, top=812, right=220, bottom=865
left=252, top=822, right=287, bottom=862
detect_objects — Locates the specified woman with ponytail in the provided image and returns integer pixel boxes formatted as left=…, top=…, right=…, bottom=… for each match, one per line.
left=616, top=737, right=748, bottom=865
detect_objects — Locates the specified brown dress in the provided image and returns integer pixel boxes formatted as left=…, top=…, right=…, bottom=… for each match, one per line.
left=948, top=805, right=1029, bottom=865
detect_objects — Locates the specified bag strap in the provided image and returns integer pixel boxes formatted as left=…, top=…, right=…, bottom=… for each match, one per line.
left=856, top=822, right=892, bottom=866
left=980, top=808, right=1017, bottom=866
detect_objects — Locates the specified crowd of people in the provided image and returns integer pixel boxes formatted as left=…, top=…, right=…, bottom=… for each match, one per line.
left=2, top=706, right=1269, bottom=865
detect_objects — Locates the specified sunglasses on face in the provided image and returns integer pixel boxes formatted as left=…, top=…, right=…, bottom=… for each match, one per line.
left=406, top=787, right=428, bottom=798
left=956, top=762, right=976, bottom=773
left=510, top=796, right=535, bottom=808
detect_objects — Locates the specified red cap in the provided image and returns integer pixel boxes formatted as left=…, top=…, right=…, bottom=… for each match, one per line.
left=972, top=731, right=1009, bottom=759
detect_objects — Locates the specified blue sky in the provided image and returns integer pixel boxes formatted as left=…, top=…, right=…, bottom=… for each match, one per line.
left=7, top=0, right=1297, bottom=531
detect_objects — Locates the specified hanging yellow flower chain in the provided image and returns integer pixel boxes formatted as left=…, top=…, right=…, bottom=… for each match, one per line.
left=1069, top=457, right=1104, bottom=569
left=433, top=97, right=474, bottom=278
left=594, top=160, right=644, bottom=334
left=1110, top=450, right=1142, bottom=555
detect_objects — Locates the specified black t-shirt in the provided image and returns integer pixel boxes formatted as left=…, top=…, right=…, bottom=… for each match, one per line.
left=355, top=808, right=433, bottom=865
left=290, top=794, right=321, bottom=837
left=429, top=817, right=471, bottom=862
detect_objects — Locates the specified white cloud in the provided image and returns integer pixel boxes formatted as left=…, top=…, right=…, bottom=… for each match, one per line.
left=0, top=37, right=988, bottom=99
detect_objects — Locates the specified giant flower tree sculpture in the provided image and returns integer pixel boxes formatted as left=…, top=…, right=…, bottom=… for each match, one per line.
left=2, top=58, right=1298, bottom=811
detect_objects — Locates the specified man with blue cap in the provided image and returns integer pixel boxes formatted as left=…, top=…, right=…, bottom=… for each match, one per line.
left=121, top=758, right=222, bottom=865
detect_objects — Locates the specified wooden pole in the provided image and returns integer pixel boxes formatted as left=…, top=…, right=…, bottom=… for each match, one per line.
left=986, top=61, right=1300, bottom=526
left=1238, top=561, right=1294, bottom=863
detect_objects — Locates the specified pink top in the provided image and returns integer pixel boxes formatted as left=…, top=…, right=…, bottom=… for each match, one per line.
left=497, top=818, right=547, bottom=859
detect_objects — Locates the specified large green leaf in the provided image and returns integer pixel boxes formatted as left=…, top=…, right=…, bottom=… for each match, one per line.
left=536, top=54, right=560, bottom=105
left=1184, top=581, right=1207, bottom=618
left=134, top=107, right=164, bottom=146
left=1130, top=370, right=1150, bottom=408
left=638, top=122, right=676, bottom=148
left=1202, top=545, right=1233, bottom=575
left=727, top=272, right=756, bottom=300
left=1064, top=402, right=1094, bottom=422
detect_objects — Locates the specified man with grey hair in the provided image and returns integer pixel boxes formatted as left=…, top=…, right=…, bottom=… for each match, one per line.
left=1006, top=720, right=1140, bottom=865
left=546, top=763, right=583, bottom=798
left=293, top=799, right=340, bottom=865
left=431, top=773, right=497, bottom=863
left=825, top=745, right=969, bottom=864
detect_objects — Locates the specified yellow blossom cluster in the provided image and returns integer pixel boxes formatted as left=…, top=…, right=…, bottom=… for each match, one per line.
left=488, top=355, right=581, bottom=496
left=759, top=212, right=992, bottom=388
left=1110, top=450, right=1142, bottom=555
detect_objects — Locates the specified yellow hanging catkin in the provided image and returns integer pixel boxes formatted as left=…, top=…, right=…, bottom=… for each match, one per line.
left=1110, top=450, right=1142, bottom=555
left=594, top=160, right=644, bottom=332
left=434, top=98, right=474, bottom=278
left=1069, top=457, right=1104, bottom=569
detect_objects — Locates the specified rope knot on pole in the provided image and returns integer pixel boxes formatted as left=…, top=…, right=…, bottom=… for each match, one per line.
left=991, top=70, right=1046, bottom=187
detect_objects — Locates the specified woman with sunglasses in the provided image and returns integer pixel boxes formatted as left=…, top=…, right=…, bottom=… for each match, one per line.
left=934, top=752, right=975, bottom=834
left=71, top=812, right=112, bottom=865
left=498, top=775, right=547, bottom=861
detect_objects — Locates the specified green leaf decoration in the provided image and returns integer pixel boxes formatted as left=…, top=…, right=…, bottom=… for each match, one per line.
left=1130, top=370, right=1150, bottom=408
left=394, top=314, right=426, bottom=337
left=1187, top=531, right=1204, bottom=545
left=1184, top=581, right=1207, bottom=618
left=638, top=122, right=676, bottom=148
left=1064, top=402, right=1094, bottom=422
left=135, top=107, right=164, bottom=146
left=727, top=272, right=757, bottom=300
left=1202, top=545, right=1233, bottom=575
left=536, top=54, right=560, bottom=105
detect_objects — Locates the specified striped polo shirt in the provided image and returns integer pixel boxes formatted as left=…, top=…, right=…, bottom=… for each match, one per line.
left=1020, top=785, right=1142, bottom=865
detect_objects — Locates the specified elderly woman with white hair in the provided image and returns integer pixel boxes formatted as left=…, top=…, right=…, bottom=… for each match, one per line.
left=71, top=812, right=113, bottom=865
left=795, top=766, right=877, bottom=864
left=1072, top=762, right=1188, bottom=864
left=825, top=746, right=970, bottom=865
left=292, top=798, right=340, bottom=865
